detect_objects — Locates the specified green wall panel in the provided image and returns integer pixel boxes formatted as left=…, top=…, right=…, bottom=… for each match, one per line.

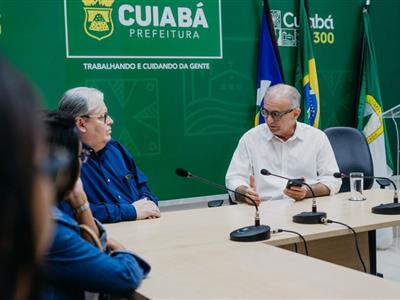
left=0, top=0, right=399, bottom=200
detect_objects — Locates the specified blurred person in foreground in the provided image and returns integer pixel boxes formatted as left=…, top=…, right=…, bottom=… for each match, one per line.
left=41, top=111, right=150, bottom=300
left=0, top=59, right=54, bottom=299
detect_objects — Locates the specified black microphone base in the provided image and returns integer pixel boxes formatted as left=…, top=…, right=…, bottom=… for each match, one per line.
left=292, top=211, right=327, bottom=224
left=372, top=203, right=400, bottom=215
left=230, top=225, right=271, bottom=242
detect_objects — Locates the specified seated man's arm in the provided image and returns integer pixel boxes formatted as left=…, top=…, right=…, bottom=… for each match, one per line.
left=132, top=199, right=160, bottom=219
left=80, top=169, right=143, bottom=222
left=120, top=142, right=159, bottom=205
left=135, top=175, right=158, bottom=205
left=89, top=201, right=137, bottom=223
left=284, top=133, right=341, bottom=201
left=284, top=183, right=330, bottom=201
left=130, top=167, right=160, bottom=219
left=226, top=137, right=260, bottom=206
left=90, top=201, right=160, bottom=222
left=234, top=176, right=261, bottom=206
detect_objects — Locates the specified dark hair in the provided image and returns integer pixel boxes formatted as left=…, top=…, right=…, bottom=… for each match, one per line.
left=42, top=111, right=80, bottom=201
left=0, top=59, right=42, bottom=298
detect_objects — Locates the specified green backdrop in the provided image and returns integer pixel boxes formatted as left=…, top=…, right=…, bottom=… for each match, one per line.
left=0, top=0, right=399, bottom=201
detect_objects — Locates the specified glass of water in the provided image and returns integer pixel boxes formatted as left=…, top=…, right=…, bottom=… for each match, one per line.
left=349, top=172, right=366, bottom=201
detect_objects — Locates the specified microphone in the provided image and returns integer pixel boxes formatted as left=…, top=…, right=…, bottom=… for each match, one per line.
left=333, top=172, right=346, bottom=179
left=260, top=169, right=327, bottom=224
left=334, top=172, right=400, bottom=214
left=260, top=169, right=305, bottom=186
left=333, top=172, right=366, bottom=201
left=176, top=168, right=271, bottom=241
left=176, top=168, right=260, bottom=211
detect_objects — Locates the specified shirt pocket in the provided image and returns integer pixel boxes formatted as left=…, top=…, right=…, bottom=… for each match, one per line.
left=122, top=171, right=139, bottom=199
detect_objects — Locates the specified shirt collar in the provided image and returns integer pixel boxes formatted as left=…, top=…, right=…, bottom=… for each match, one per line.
left=263, top=124, right=274, bottom=141
left=83, top=142, right=110, bottom=158
left=264, top=122, right=305, bottom=142
left=291, top=122, right=305, bottom=141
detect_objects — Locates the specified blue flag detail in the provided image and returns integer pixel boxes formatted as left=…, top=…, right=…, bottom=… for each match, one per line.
left=255, top=8, right=283, bottom=126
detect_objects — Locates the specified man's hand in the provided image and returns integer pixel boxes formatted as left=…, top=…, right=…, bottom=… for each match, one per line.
left=283, top=185, right=308, bottom=201
left=235, top=175, right=261, bottom=206
left=133, top=199, right=161, bottom=220
left=285, top=182, right=330, bottom=201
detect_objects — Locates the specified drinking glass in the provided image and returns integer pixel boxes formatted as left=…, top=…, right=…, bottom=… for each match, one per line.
left=349, top=172, right=366, bottom=201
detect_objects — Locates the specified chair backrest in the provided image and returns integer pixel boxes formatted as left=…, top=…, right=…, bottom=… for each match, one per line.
left=324, top=127, right=374, bottom=193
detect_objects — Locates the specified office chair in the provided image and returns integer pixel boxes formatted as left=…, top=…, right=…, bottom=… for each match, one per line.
left=324, top=127, right=374, bottom=192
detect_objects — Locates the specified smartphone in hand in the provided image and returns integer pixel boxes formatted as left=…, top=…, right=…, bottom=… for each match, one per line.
left=286, top=178, right=305, bottom=189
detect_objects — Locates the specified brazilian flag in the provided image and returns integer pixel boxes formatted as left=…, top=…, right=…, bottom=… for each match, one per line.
left=356, top=7, right=393, bottom=177
left=294, top=0, right=320, bottom=128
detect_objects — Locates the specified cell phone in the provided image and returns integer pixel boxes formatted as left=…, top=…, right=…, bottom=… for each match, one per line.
left=286, top=178, right=305, bottom=189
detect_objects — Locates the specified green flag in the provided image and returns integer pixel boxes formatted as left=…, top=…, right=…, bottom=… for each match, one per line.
left=294, top=0, right=320, bottom=128
left=357, top=8, right=393, bottom=177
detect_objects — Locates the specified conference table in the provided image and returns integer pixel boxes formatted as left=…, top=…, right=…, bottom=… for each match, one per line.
left=105, top=189, right=400, bottom=299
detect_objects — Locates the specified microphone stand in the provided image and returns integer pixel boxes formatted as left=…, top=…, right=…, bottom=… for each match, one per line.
left=260, top=169, right=327, bottom=224
left=370, top=177, right=400, bottom=214
left=292, top=182, right=327, bottom=224
left=176, top=168, right=271, bottom=241
left=188, top=173, right=260, bottom=226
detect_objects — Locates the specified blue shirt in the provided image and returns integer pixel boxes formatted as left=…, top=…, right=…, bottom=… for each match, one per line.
left=42, top=207, right=151, bottom=300
left=81, top=139, right=158, bottom=223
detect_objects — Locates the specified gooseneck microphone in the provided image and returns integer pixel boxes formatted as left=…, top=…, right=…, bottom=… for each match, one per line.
left=334, top=172, right=400, bottom=214
left=176, top=168, right=260, bottom=211
left=260, top=169, right=327, bottom=224
left=176, top=168, right=271, bottom=241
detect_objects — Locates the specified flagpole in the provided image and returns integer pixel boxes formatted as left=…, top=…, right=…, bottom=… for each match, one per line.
left=353, top=4, right=368, bottom=127
left=304, top=0, right=312, bottom=35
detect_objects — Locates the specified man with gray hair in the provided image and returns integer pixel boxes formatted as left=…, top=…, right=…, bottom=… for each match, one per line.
left=226, top=84, right=341, bottom=205
left=58, top=87, right=160, bottom=223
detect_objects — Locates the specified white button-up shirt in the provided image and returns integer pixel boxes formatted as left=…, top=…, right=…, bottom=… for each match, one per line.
left=226, top=122, right=341, bottom=201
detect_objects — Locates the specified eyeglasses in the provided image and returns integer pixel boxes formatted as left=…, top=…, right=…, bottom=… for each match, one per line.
left=80, top=112, right=109, bottom=124
left=260, top=107, right=295, bottom=121
left=78, top=148, right=91, bottom=164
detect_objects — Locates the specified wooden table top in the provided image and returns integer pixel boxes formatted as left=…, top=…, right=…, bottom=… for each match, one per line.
left=106, top=189, right=400, bottom=252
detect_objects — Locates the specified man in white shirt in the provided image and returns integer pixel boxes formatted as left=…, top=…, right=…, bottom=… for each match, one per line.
left=225, top=84, right=341, bottom=205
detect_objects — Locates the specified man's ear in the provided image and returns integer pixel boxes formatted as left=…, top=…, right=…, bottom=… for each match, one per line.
left=293, top=107, right=301, bottom=119
left=75, top=117, right=87, bottom=133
